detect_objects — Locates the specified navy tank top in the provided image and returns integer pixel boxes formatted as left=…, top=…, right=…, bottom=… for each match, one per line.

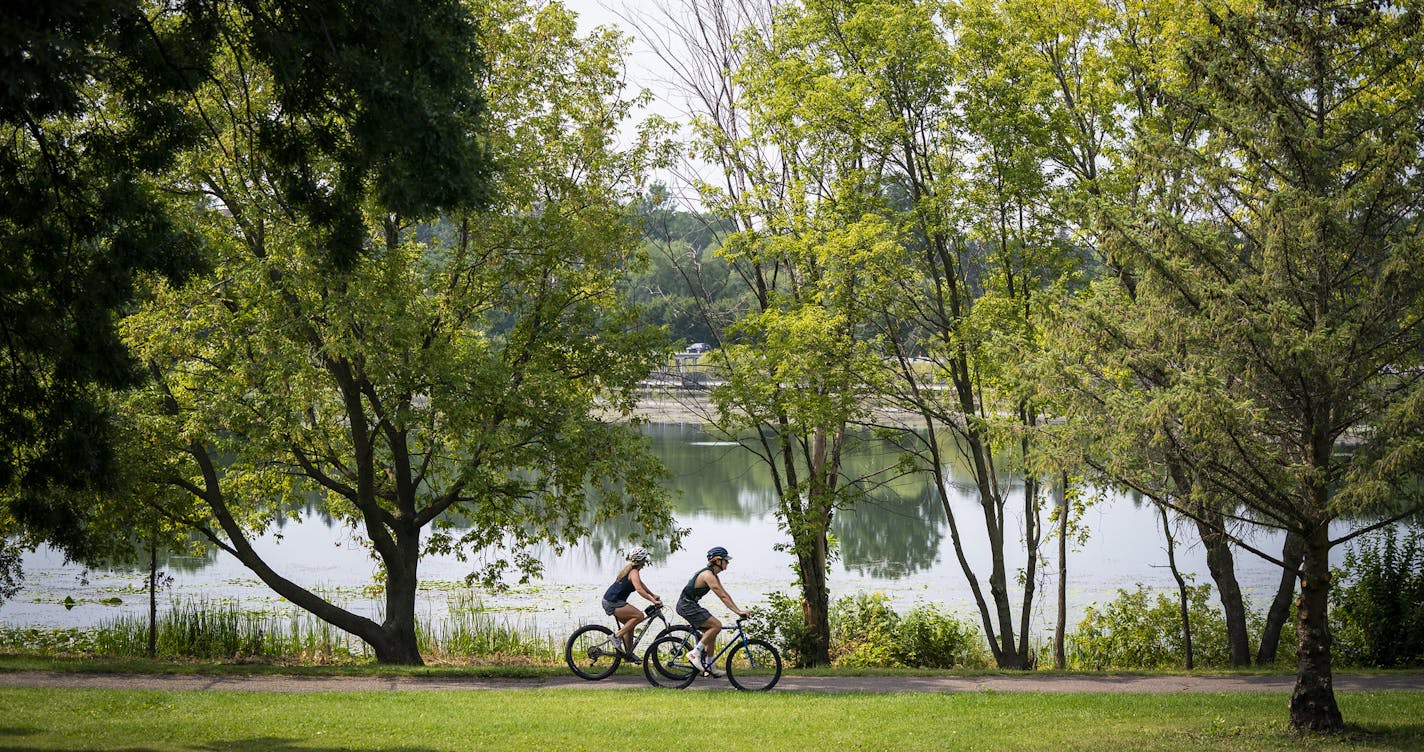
left=603, top=567, right=636, bottom=602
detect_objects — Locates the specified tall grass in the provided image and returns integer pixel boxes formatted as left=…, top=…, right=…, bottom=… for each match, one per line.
left=1, top=593, right=559, bottom=664
left=418, top=591, right=560, bottom=663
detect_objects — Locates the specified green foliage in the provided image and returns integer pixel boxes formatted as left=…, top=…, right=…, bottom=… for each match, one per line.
left=1331, top=528, right=1424, bottom=669
left=235, top=0, right=493, bottom=266
left=1067, top=584, right=1232, bottom=670
left=831, top=592, right=902, bottom=668
left=0, top=0, right=212, bottom=559
left=0, top=595, right=559, bottom=664
left=894, top=603, right=982, bottom=669
left=747, top=591, right=984, bottom=669
left=109, top=0, right=675, bottom=663
left=744, top=591, right=819, bottom=668
left=625, top=186, right=742, bottom=345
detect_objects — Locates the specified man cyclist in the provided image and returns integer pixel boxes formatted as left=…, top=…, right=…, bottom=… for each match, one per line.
left=675, top=546, right=749, bottom=677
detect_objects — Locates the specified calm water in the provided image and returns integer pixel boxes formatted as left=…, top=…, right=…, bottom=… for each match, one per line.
left=5, top=423, right=1320, bottom=637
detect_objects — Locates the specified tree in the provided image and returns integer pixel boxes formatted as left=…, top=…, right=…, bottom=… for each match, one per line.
left=625, top=186, right=741, bottom=346
left=638, top=0, right=904, bottom=666
left=119, top=0, right=677, bottom=664
left=843, top=0, right=1078, bottom=669
left=1053, top=0, right=1424, bottom=730
left=0, top=0, right=213, bottom=574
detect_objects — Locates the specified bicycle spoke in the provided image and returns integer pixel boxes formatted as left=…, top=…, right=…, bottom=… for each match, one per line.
left=726, top=638, right=782, bottom=691
left=565, top=624, right=621, bottom=681
left=643, top=634, right=698, bottom=689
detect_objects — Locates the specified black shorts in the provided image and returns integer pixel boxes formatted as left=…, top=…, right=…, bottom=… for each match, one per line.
left=676, top=599, right=713, bottom=626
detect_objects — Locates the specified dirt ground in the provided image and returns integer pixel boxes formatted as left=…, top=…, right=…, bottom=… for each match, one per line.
left=3, top=670, right=1423, bottom=694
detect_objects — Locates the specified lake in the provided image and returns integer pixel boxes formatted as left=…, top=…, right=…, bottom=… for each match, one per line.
left=4, top=422, right=1326, bottom=639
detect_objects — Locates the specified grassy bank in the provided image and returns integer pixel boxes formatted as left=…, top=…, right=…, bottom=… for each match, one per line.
left=1, top=687, right=1421, bottom=751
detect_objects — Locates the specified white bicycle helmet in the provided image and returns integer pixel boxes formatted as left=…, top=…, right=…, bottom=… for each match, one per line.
left=627, top=547, right=652, bottom=565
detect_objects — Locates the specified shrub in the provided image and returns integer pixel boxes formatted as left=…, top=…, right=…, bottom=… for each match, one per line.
left=893, top=603, right=981, bottom=668
left=1067, top=583, right=1232, bottom=670
left=743, top=591, right=818, bottom=668
left=830, top=592, right=900, bottom=667
left=1331, top=527, right=1424, bottom=668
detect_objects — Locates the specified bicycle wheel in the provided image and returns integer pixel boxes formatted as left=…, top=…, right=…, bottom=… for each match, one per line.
left=648, top=626, right=697, bottom=680
left=726, top=638, right=782, bottom=691
left=565, top=624, right=621, bottom=680
left=654, top=624, right=695, bottom=643
left=643, top=634, right=699, bottom=689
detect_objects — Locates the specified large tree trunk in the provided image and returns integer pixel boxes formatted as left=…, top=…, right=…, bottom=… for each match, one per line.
left=791, top=429, right=836, bottom=667
left=1289, top=523, right=1342, bottom=731
left=371, top=527, right=424, bottom=665
left=798, top=544, right=832, bottom=667
left=1257, top=530, right=1305, bottom=665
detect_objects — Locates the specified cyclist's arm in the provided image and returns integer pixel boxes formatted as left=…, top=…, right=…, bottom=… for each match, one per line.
left=629, top=568, right=661, bottom=605
left=706, top=574, right=749, bottom=618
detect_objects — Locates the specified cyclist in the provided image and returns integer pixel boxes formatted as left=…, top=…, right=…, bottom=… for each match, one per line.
left=676, top=546, right=749, bottom=677
left=603, top=547, right=662, bottom=664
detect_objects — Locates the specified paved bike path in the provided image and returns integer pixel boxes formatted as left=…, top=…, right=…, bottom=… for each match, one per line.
left=3, top=671, right=1422, bottom=694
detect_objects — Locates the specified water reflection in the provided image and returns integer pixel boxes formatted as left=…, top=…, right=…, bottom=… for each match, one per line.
left=6, top=420, right=1346, bottom=634
left=836, top=485, right=946, bottom=579
left=653, top=425, right=777, bottom=518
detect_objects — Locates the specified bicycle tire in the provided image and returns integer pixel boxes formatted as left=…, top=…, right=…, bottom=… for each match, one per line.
left=565, top=624, right=621, bottom=680
left=649, top=623, right=697, bottom=680
left=726, top=638, right=782, bottom=691
left=654, top=624, right=694, bottom=642
left=642, top=633, right=699, bottom=689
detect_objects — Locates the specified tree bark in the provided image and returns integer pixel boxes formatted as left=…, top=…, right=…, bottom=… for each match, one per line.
left=148, top=532, right=158, bottom=659
left=1161, top=506, right=1193, bottom=669
left=1194, top=511, right=1252, bottom=667
left=1257, top=530, right=1304, bottom=665
left=799, top=545, right=832, bottom=667
left=370, top=525, right=425, bottom=665
left=1289, top=523, right=1342, bottom=731
left=1053, top=474, right=1068, bottom=670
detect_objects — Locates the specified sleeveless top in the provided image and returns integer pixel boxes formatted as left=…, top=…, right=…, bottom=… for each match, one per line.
left=679, top=566, right=714, bottom=604
left=603, top=568, right=636, bottom=603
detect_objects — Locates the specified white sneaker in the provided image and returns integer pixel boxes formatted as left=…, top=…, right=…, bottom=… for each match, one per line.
left=703, top=658, right=724, bottom=678
left=687, top=645, right=704, bottom=667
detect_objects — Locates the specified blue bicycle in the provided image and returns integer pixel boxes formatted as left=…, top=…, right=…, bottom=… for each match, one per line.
left=641, top=618, right=782, bottom=691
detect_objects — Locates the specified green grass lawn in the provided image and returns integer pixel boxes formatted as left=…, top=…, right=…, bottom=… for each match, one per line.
left=1, top=688, right=1421, bottom=751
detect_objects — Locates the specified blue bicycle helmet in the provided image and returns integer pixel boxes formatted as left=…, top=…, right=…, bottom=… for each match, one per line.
left=707, top=546, right=730, bottom=561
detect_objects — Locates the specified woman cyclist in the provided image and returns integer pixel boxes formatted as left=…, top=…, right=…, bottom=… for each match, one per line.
left=602, top=547, right=662, bottom=664
left=676, top=546, right=749, bottom=677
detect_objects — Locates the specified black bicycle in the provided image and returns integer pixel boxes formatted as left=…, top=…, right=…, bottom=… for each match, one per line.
left=641, top=618, right=782, bottom=691
left=564, top=604, right=693, bottom=680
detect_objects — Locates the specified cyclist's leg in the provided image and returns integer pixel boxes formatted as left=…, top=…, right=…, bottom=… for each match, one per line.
left=696, top=615, right=722, bottom=654
left=611, top=603, right=645, bottom=653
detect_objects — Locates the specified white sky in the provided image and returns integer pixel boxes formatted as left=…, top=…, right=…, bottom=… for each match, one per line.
left=561, top=0, right=712, bottom=205
left=563, top=0, right=682, bottom=114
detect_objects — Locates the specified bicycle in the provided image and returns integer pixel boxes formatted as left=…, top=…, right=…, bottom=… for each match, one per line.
left=641, top=618, right=782, bottom=691
left=564, top=603, right=693, bottom=680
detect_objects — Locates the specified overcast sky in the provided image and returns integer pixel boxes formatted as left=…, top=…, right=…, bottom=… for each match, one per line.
left=561, top=0, right=709, bottom=201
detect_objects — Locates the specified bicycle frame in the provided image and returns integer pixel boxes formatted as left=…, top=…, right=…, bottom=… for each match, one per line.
left=620, top=606, right=670, bottom=650
left=690, top=619, right=755, bottom=667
